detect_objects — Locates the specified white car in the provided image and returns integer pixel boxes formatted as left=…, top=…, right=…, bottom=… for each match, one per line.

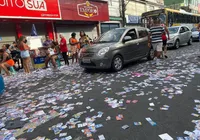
left=167, top=26, right=192, bottom=49
left=191, top=28, right=199, bottom=42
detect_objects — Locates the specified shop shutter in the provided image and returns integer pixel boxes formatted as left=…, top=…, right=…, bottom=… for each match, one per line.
left=56, top=24, right=97, bottom=44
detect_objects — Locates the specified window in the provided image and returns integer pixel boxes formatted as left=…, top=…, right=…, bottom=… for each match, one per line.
left=180, top=27, right=185, bottom=33
left=101, top=23, right=120, bottom=34
left=138, top=29, right=148, bottom=38
left=183, top=27, right=189, bottom=32
left=98, top=28, right=126, bottom=43
left=125, top=29, right=137, bottom=40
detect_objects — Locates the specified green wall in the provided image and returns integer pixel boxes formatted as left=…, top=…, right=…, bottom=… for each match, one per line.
left=164, top=0, right=184, bottom=6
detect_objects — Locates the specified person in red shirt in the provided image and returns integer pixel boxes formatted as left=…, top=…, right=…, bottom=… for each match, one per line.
left=59, top=34, right=69, bottom=65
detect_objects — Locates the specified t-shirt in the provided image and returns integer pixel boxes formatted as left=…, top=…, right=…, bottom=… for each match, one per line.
left=150, top=26, right=164, bottom=43
left=43, top=40, right=52, bottom=47
left=48, top=48, right=55, bottom=56
left=18, top=42, right=30, bottom=51
left=162, top=34, right=167, bottom=41
left=60, top=38, right=68, bottom=52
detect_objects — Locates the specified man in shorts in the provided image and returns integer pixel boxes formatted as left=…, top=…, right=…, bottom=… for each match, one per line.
left=149, top=18, right=170, bottom=59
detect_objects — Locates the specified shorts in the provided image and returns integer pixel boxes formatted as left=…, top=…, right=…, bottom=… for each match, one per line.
left=152, top=42, right=163, bottom=52
left=6, top=59, right=15, bottom=66
left=20, top=50, right=30, bottom=58
left=163, top=40, right=167, bottom=46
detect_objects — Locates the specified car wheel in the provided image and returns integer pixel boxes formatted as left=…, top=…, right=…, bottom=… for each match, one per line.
left=188, top=37, right=192, bottom=45
left=111, top=55, right=123, bottom=72
left=147, top=47, right=155, bottom=60
left=174, top=40, right=180, bottom=49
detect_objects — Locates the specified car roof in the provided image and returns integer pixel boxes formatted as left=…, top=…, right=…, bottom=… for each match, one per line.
left=169, top=25, right=190, bottom=28
left=168, top=26, right=180, bottom=28
left=114, top=27, right=147, bottom=30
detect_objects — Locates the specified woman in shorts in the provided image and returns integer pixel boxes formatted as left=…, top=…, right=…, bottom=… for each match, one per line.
left=18, top=36, right=31, bottom=74
left=0, top=45, right=15, bottom=76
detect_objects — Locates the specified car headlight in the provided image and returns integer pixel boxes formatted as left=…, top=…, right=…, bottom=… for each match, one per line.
left=98, top=47, right=109, bottom=56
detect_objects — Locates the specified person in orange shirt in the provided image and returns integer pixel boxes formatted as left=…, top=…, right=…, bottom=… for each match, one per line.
left=69, top=33, right=80, bottom=64
left=0, top=45, right=15, bottom=76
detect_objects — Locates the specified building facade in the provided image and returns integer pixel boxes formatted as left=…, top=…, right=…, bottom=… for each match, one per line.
left=100, top=0, right=122, bottom=34
left=125, top=0, right=164, bottom=26
left=0, top=0, right=109, bottom=46
left=165, top=0, right=200, bottom=14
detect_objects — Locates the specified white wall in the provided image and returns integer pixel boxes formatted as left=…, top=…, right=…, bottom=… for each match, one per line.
left=126, top=1, right=146, bottom=16
left=108, top=0, right=121, bottom=17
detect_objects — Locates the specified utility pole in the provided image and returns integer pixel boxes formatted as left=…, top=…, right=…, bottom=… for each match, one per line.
left=121, top=0, right=126, bottom=27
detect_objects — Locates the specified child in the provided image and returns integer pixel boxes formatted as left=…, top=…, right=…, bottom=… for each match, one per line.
left=162, top=31, right=168, bottom=58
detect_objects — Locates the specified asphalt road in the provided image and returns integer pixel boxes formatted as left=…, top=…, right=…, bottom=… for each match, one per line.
left=1, top=42, right=200, bottom=140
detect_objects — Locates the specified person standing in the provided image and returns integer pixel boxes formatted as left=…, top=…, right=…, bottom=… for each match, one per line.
left=69, top=33, right=80, bottom=64
left=59, top=34, right=69, bottom=65
left=161, top=23, right=170, bottom=58
left=79, top=31, right=90, bottom=48
left=18, top=36, right=31, bottom=74
left=149, top=18, right=170, bottom=60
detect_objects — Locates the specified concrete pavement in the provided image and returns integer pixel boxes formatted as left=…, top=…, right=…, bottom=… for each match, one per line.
left=0, top=42, right=200, bottom=140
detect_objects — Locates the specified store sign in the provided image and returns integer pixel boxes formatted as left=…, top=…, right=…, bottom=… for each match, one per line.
left=0, top=0, right=61, bottom=19
left=126, top=15, right=141, bottom=24
left=77, top=1, right=98, bottom=18
left=59, top=0, right=109, bottom=21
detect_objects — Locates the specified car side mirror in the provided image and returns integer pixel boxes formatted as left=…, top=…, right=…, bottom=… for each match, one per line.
left=123, top=36, right=132, bottom=43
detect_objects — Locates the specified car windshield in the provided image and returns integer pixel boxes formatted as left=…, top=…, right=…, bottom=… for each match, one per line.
left=168, top=27, right=179, bottom=34
left=191, top=28, right=198, bottom=32
left=97, top=29, right=126, bottom=43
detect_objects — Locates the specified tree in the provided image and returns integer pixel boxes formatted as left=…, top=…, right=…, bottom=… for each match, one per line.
left=119, top=0, right=130, bottom=27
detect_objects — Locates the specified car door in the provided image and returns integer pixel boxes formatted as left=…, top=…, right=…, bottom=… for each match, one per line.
left=121, top=29, right=140, bottom=61
left=183, top=26, right=191, bottom=42
left=137, top=29, right=149, bottom=57
left=179, top=27, right=187, bottom=44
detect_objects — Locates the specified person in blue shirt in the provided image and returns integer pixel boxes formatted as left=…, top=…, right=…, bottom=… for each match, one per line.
left=43, top=35, right=52, bottom=47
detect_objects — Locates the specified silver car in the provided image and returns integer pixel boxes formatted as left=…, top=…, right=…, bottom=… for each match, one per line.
left=167, top=26, right=192, bottom=49
left=79, top=27, right=154, bottom=71
left=191, top=27, right=199, bottom=42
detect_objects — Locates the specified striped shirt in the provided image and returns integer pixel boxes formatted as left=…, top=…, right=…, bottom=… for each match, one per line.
left=150, top=26, right=164, bottom=43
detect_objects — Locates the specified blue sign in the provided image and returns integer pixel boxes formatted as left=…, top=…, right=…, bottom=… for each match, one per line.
left=127, top=15, right=141, bottom=24
left=0, top=37, right=2, bottom=41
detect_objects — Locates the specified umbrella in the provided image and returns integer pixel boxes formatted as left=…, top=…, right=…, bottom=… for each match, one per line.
left=31, top=24, right=38, bottom=36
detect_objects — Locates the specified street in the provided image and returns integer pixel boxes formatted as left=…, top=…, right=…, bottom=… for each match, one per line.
left=1, top=42, right=200, bottom=140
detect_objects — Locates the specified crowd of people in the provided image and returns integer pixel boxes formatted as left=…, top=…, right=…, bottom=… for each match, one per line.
left=0, top=30, right=93, bottom=76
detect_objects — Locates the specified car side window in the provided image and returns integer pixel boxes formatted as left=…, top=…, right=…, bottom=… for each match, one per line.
left=180, top=27, right=185, bottom=33
left=138, top=29, right=148, bottom=38
left=125, top=29, right=137, bottom=40
left=183, top=27, right=189, bottom=32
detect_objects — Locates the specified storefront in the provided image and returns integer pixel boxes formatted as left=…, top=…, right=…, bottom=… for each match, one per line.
left=56, top=0, right=109, bottom=43
left=0, top=0, right=61, bottom=47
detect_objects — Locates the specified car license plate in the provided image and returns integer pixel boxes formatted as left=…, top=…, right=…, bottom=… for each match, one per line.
left=82, top=58, right=91, bottom=63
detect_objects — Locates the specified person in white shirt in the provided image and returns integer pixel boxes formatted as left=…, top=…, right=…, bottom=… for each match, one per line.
left=44, top=42, right=58, bottom=69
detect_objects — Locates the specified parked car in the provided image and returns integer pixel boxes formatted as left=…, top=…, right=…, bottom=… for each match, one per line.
left=191, top=27, right=199, bottom=42
left=79, top=27, right=154, bottom=71
left=167, top=26, right=192, bottom=49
